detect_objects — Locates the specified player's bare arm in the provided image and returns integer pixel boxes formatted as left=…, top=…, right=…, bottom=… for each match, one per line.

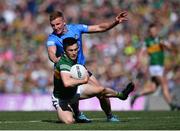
left=137, top=48, right=147, bottom=69
left=160, top=40, right=175, bottom=52
left=88, top=11, right=128, bottom=33
left=61, top=72, right=89, bottom=87
left=47, top=46, right=61, bottom=63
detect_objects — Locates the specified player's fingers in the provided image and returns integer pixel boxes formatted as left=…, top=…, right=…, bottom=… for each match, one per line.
left=116, top=12, right=128, bottom=20
left=120, top=11, right=128, bottom=17
left=122, top=17, right=128, bottom=21
left=118, top=17, right=128, bottom=22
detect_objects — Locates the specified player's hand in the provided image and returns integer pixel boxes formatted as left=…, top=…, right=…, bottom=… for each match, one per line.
left=115, top=11, right=128, bottom=23
left=54, top=56, right=61, bottom=63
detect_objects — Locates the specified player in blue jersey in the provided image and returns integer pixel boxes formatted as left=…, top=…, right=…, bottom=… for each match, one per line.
left=46, top=11, right=129, bottom=122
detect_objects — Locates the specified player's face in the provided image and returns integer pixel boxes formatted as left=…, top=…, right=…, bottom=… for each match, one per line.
left=149, top=27, right=158, bottom=37
left=50, top=17, right=66, bottom=35
left=66, top=44, right=79, bottom=61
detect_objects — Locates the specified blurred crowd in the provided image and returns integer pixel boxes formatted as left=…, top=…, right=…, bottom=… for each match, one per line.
left=0, top=0, right=179, bottom=95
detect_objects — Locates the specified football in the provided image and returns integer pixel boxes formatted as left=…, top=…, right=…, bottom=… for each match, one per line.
left=70, top=64, right=87, bottom=79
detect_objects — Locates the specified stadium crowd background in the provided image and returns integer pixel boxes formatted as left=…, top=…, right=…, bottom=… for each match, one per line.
left=0, top=0, right=179, bottom=101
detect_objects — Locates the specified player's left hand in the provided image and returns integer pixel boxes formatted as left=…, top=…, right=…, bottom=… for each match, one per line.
left=115, top=11, right=128, bottom=23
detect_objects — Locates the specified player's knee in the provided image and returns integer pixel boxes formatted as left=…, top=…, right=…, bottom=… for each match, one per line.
left=95, top=86, right=105, bottom=98
left=98, top=86, right=105, bottom=93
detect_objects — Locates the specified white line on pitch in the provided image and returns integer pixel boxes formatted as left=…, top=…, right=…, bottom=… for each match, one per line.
left=0, top=120, right=41, bottom=124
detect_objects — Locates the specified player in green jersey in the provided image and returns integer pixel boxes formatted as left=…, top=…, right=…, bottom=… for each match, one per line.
left=130, top=23, right=178, bottom=110
left=52, top=37, right=134, bottom=124
left=47, top=10, right=128, bottom=123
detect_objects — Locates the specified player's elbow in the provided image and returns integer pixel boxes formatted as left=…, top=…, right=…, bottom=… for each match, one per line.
left=63, top=81, right=71, bottom=88
left=63, top=80, right=75, bottom=88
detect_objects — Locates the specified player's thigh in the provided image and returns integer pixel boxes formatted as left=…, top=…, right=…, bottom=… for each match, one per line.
left=78, top=84, right=104, bottom=99
left=156, top=75, right=168, bottom=89
left=142, top=79, right=157, bottom=91
left=149, top=65, right=164, bottom=87
left=56, top=106, right=75, bottom=124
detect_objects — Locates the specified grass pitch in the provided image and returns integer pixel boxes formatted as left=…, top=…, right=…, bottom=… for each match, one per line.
left=0, top=111, right=180, bottom=130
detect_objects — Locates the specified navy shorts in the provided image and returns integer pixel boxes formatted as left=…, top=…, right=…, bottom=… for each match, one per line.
left=52, top=94, right=80, bottom=111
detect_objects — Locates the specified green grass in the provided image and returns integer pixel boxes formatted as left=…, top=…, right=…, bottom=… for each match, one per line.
left=0, top=111, right=180, bottom=130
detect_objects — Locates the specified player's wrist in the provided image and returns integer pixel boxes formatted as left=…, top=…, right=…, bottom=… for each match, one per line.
left=54, top=57, right=61, bottom=63
left=114, top=19, right=119, bottom=25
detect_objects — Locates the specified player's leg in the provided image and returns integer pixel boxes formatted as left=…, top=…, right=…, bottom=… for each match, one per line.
left=88, top=75, right=120, bottom=122
left=139, top=80, right=157, bottom=95
left=131, top=66, right=160, bottom=107
left=78, top=83, right=119, bottom=122
left=78, top=83, right=104, bottom=99
left=88, top=75, right=134, bottom=98
left=78, top=80, right=134, bottom=122
left=69, top=101, right=90, bottom=123
left=56, top=107, right=75, bottom=124
left=77, top=82, right=117, bottom=121
left=130, top=80, right=157, bottom=107
left=149, top=75, right=178, bottom=110
left=83, top=70, right=134, bottom=121
left=97, top=82, right=135, bottom=100
left=156, top=76, right=172, bottom=103
left=149, top=65, right=178, bottom=109
left=84, top=71, right=114, bottom=120
left=52, top=95, right=75, bottom=124
left=54, top=75, right=90, bottom=123
left=69, top=95, right=91, bottom=123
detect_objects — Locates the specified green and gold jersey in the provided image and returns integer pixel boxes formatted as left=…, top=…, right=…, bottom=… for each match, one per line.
left=145, top=37, right=164, bottom=66
left=53, top=54, right=77, bottom=99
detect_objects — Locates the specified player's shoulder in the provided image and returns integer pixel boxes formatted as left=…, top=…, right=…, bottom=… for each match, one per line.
left=48, top=33, right=58, bottom=39
left=59, top=54, right=70, bottom=64
left=56, top=55, right=65, bottom=68
left=58, top=55, right=72, bottom=71
left=47, top=33, right=63, bottom=44
left=46, top=33, right=58, bottom=46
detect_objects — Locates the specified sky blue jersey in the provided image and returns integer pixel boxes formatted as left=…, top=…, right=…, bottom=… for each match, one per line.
left=46, top=24, right=88, bottom=65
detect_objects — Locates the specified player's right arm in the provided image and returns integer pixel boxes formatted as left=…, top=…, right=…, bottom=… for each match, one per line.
left=87, top=11, right=128, bottom=33
left=60, top=72, right=89, bottom=88
left=46, top=35, right=62, bottom=64
left=47, top=45, right=61, bottom=64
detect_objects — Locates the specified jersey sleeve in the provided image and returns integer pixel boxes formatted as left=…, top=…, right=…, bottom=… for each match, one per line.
left=56, top=56, right=71, bottom=72
left=75, top=24, right=88, bottom=33
left=59, top=64, right=71, bottom=72
left=46, top=34, right=56, bottom=47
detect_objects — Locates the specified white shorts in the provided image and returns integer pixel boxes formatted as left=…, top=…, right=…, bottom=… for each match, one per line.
left=77, top=85, right=86, bottom=94
left=149, top=65, right=164, bottom=77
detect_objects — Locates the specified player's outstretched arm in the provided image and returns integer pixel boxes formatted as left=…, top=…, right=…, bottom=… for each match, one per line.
left=160, top=40, right=175, bottom=52
left=88, top=11, right=128, bottom=33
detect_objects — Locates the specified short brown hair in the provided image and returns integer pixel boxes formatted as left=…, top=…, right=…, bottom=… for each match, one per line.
left=63, top=37, right=77, bottom=51
left=148, top=23, right=157, bottom=29
left=49, top=11, right=64, bottom=21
